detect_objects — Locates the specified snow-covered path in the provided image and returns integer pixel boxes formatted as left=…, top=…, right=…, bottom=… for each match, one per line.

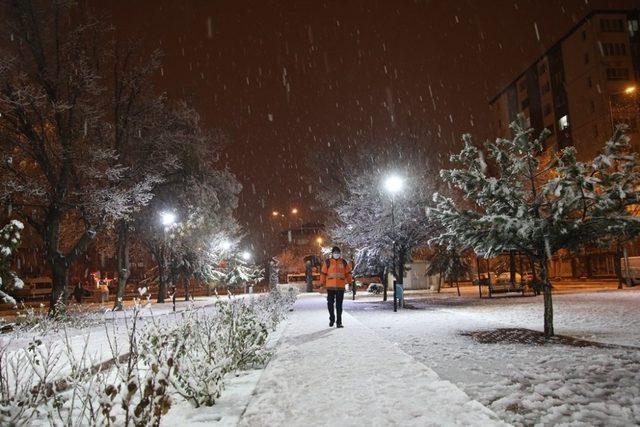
left=240, top=294, right=508, bottom=427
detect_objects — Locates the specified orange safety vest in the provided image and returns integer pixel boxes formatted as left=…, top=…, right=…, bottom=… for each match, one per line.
left=320, top=258, right=353, bottom=290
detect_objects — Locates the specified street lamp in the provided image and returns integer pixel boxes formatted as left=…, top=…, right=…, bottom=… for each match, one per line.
left=608, top=84, right=638, bottom=133
left=158, top=210, right=176, bottom=306
left=291, top=208, right=299, bottom=215
left=241, top=251, right=252, bottom=261
left=383, top=174, right=405, bottom=312
left=384, top=175, right=404, bottom=194
left=160, top=211, right=177, bottom=227
left=220, top=240, right=232, bottom=251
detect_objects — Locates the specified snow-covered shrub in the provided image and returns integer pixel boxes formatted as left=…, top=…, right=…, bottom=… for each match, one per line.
left=253, top=286, right=297, bottom=329
left=0, top=220, right=24, bottom=306
left=13, top=301, right=105, bottom=335
left=140, top=307, right=226, bottom=408
left=0, top=291, right=298, bottom=423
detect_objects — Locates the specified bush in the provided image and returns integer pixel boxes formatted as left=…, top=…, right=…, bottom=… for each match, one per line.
left=0, top=290, right=298, bottom=424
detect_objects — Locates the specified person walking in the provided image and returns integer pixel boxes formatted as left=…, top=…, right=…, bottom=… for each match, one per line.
left=320, top=246, right=353, bottom=328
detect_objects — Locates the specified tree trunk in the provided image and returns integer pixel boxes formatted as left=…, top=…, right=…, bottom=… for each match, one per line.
left=437, top=274, right=442, bottom=293
left=49, top=259, right=69, bottom=316
left=540, top=257, right=554, bottom=338
left=476, top=256, right=482, bottom=298
left=381, top=267, right=388, bottom=301
left=509, top=250, right=516, bottom=283
left=528, top=257, right=539, bottom=295
left=183, top=275, right=190, bottom=302
left=623, top=245, right=633, bottom=286
left=584, top=252, right=593, bottom=278
left=615, top=243, right=623, bottom=289
left=113, top=220, right=130, bottom=311
left=157, top=248, right=166, bottom=303
left=456, top=280, right=461, bottom=297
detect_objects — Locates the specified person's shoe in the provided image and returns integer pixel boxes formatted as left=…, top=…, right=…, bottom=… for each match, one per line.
left=336, top=324, right=344, bottom=328
left=329, top=320, right=334, bottom=327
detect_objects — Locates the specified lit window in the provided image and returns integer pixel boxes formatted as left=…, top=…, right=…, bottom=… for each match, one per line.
left=558, top=115, right=569, bottom=130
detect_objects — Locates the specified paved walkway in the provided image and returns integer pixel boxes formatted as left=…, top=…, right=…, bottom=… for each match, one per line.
left=240, top=295, right=509, bottom=427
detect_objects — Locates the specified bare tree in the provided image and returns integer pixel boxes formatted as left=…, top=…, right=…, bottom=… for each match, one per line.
left=0, top=2, right=161, bottom=314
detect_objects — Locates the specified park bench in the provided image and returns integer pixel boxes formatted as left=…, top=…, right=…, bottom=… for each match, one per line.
left=475, top=277, right=532, bottom=298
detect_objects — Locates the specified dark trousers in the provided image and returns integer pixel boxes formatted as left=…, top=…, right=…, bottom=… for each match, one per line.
left=327, top=289, right=345, bottom=324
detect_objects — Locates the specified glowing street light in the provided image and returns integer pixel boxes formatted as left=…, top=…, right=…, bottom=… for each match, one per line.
left=241, top=251, right=252, bottom=261
left=220, top=240, right=232, bottom=251
left=316, top=237, right=323, bottom=245
left=160, top=211, right=177, bottom=226
left=291, top=208, right=299, bottom=214
left=383, top=175, right=404, bottom=194
left=609, top=84, right=639, bottom=132
left=272, top=210, right=279, bottom=217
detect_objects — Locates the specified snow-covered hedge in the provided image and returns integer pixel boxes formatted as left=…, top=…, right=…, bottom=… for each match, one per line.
left=0, top=289, right=297, bottom=425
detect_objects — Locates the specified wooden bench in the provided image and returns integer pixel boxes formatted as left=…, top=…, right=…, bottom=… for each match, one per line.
left=475, top=278, right=532, bottom=298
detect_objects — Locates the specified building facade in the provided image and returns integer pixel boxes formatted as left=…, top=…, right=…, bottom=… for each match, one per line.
left=490, top=9, right=640, bottom=279
left=491, top=9, right=640, bottom=160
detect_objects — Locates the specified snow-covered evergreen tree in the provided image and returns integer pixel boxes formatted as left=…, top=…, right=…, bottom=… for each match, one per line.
left=428, top=117, right=640, bottom=337
left=208, top=252, right=264, bottom=290
left=425, top=245, right=470, bottom=295
left=0, top=220, right=24, bottom=305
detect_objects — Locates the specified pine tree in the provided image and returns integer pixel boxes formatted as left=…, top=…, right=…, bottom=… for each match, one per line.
left=208, top=252, right=264, bottom=290
left=428, top=117, right=640, bottom=337
left=425, top=245, right=470, bottom=295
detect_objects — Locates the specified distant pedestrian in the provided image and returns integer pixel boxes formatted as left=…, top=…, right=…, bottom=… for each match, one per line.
left=320, top=246, right=353, bottom=328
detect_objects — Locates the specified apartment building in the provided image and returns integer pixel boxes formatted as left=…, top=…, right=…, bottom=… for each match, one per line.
left=491, top=9, right=640, bottom=161
left=490, top=9, right=640, bottom=279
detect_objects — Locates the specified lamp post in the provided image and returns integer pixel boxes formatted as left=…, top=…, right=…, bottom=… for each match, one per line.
left=383, top=174, right=404, bottom=312
left=158, top=211, right=176, bottom=306
left=608, top=85, right=638, bottom=133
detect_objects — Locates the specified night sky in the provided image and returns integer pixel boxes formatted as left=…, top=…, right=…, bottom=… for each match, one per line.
left=92, top=0, right=633, bottom=258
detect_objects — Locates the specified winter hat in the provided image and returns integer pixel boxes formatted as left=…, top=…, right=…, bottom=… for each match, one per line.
left=331, top=246, right=341, bottom=254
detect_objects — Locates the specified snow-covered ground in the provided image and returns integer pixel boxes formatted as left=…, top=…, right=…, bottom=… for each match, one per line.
left=347, top=288, right=640, bottom=426
left=4, top=289, right=638, bottom=426
left=239, top=294, right=507, bottom=426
